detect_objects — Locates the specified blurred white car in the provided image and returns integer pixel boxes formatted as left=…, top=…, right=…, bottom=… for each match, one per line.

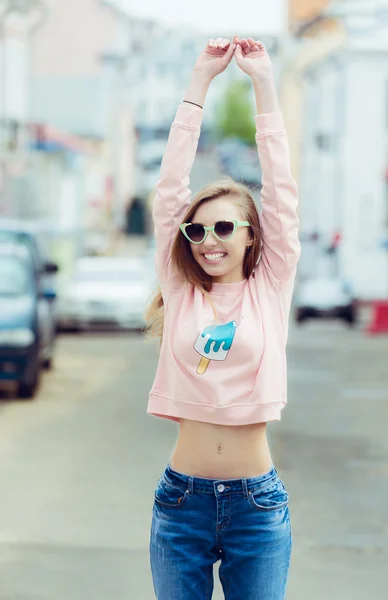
left=138, top=139, right=166, bottom=166
left=57, top=257, right=153, bottom=331
left=295, top=277, right=357, bottom=326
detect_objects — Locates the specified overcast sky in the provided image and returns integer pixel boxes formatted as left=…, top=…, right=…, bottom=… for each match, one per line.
left=119, top=0, right=287, bottom=35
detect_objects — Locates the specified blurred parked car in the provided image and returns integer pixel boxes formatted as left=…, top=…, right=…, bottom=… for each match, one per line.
left=138, top=139, right=166, bottom=166
left=0, top=219, right=59, bottom=342
left=216, top=138, right=248, bottom=169
left=295, top=277, right=357, bottom=326
left=225, top=157, right=262, bottom=188
left=217, top=139, right=262, bottom=188
left=136, top=139, right=167, bottom=196
left=57, top=257, right=153, bottom=331
left=0, top=219, right=59, bottom=276
left=0, top=242, right=57, bottom=398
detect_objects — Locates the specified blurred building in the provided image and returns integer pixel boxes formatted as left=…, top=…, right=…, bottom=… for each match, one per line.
left=283, top=0, right=344, bottom=182
left=31, top=0, right=137, bottom=237
left=0, top=2, right=46, bottom=217
left=289, top=0, right=333, bottom=28
left=284, top=0, right=388, bottom=300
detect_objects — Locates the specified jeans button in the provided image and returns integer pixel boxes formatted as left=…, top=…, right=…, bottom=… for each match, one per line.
left=217, top=484, right=225, bottom=493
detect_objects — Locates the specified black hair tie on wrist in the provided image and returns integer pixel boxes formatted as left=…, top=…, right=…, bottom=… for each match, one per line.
left=183, top=100, right=203, bottom=109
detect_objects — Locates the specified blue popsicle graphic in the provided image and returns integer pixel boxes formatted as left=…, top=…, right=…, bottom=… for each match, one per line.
left=195, top=321, right=237, bottom=374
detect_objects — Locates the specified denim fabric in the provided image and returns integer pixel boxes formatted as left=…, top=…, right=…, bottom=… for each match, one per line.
left=150, top=464, right=292, bottom=600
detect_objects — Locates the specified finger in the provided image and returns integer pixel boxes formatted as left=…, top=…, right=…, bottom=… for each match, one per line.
left=240, top=38, right=250, bottom=54
left=234, top=44, right=243, bottom=60
left=208, top=38, right=215, bottom=47
left=248, top=38, right=261, bottom=52
left=214, top=36, right=223, bottom=48
left=220, top=38, right=230, bottom=49
left=223, top=40, right=236, bottom=61
left=255, top=40, right=266, bottom=51
left=220, top=42, right=235, bottom=67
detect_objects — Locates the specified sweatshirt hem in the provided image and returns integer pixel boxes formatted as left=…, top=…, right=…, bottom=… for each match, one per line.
left=147, top=393, right=284, bottom=426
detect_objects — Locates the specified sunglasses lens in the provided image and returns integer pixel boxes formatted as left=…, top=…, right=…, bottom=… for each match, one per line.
left=214, top=221, right=235, bottom=240
left=185, top=223, right=205, bottom=243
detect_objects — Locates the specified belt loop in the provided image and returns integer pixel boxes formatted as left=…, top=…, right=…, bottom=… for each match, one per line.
left=187, top=476, right=194, bottom=495
left=241, top=478, right=248, bottom=498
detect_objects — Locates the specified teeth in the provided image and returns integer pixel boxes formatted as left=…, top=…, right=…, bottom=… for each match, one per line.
left=204, top=253, right=226, bottom=262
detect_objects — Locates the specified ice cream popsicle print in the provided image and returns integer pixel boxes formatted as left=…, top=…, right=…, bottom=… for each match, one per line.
left=194, top=321, right=237, bottom=375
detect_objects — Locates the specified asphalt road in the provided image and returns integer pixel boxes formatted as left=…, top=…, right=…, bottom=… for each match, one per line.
left=0, top=316, right=387, bottom=600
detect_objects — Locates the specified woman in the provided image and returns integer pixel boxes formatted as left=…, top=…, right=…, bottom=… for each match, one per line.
left=145, top=35, right=301, bottom=600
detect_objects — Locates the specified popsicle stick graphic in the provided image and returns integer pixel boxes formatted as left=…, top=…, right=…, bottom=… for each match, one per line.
left=194, top=321, right=237, bottom=375
left=197, top=355, right=210, bottom=375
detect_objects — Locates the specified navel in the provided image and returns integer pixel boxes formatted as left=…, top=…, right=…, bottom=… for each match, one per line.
left=217, top=444, right=222, bottom=454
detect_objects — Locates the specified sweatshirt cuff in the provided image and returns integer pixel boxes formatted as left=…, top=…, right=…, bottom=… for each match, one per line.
left=255, top=112, right=285, bottom=137
left=174, top=103, right=204, bottom=129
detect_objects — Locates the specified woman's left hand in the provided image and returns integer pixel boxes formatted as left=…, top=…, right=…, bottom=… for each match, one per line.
left=233, top=37, right=274, bottom=84
left=193, top=38, right=236, bottom=82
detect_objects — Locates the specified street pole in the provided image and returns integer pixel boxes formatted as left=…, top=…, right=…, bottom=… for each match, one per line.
left=0, top=1, right=11, bottom=213
left=25, top=2, right=48, bottom=220
left=0, top=0, right=47, bottom=217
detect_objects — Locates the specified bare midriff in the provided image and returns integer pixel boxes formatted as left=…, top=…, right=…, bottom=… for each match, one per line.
left=169, top=419, right=273, bottom=479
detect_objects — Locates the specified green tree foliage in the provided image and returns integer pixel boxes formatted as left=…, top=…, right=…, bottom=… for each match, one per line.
left=215, top=79, right=256, bottom=146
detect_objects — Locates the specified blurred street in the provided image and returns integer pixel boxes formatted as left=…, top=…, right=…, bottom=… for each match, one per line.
left=0, top=319, right=387, bottom=600
left=0, top=1, right=388, bottom=599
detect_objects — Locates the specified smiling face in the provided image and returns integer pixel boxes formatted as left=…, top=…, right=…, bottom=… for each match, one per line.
left=189, top=196, right=253, bottom=284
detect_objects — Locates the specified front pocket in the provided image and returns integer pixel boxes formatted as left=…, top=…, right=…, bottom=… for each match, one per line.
left=248, top=479, right=289, bottom=511
left=154, top=480, right=189, bottom=509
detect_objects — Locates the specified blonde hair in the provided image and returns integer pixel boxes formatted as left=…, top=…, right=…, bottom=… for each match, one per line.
left=144, top=178, right=262, bottom=342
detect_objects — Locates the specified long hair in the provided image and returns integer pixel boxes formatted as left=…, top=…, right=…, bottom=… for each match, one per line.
left=144, top=178, right=262, bottom=342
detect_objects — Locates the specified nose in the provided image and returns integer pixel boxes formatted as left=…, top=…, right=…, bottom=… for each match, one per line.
left=202, top=231, right=218, bottom=248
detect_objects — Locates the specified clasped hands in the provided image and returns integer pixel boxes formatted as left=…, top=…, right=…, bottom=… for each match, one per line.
left=193, top=35, right=273, bottom=84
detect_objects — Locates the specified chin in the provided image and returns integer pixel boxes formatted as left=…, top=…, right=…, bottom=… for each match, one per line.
left=200, top=262, right=228, bottom=277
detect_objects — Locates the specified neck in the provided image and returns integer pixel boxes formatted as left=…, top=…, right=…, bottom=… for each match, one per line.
left=213, top=269, right=245, bottom=284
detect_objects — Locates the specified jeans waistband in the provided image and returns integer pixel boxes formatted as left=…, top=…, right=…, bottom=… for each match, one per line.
left=163, top=464, right=279, bottom=496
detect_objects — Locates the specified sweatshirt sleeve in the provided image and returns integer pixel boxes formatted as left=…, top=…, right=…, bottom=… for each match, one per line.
left=255, top=111, right=301, bottom=283
left=152, top=103, right=203, bottom=289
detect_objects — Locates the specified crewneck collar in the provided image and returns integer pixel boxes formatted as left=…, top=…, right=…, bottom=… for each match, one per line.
left=210, top=279, right=247, bottom=295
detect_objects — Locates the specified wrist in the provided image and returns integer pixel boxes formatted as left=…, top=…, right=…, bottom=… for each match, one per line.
left=191, top=67, right=213, bottom=86
left=184, top=70, right=211, bottom=108
left=251, top=77, right=279, bottom=114
left=251, top=73, right=276, bottom=92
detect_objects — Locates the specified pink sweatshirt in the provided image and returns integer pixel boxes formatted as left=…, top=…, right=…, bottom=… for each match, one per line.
left=147, top=103, right=301, bottom=426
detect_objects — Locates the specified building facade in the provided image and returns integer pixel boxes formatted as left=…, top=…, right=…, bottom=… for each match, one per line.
left=296, top=0, right=388, bottom=299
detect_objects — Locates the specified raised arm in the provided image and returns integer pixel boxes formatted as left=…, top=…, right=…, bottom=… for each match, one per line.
left=234, top=38, right=301, bottom=283
left=153, top=38, right=236, bottom=288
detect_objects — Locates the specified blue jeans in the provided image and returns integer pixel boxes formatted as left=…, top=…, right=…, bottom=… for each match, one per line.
left=149, top=464, right=292, bottom=600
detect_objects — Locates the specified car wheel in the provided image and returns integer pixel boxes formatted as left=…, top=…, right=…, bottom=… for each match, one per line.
left=18, top=357, right=41, bottom=399
left=295, top=309, right=307, bottom=324
left=42, top=357, right=53, bottom=370
left=343, top=307, right=356, bottom=327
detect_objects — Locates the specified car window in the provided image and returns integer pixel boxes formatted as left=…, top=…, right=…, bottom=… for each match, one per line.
left=0, top=230, right=42, bottom=268
left=0, top=256, right=31, bottom=296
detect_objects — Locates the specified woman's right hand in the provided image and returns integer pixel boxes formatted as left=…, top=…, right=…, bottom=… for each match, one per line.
left=193, top=37, right=236, bottom=82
